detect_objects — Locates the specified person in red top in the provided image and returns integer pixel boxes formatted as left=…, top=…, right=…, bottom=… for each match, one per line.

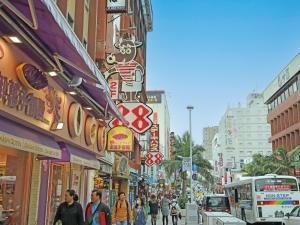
left=85, top=190, right=111, bottom=225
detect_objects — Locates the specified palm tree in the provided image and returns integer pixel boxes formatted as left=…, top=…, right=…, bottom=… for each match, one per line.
left=162, top=131, right=213, bottom=196
left=243, top=147, right=300, bottom=176
left=161, top=160, right=181, bottom=188
left=174, top=132, right=213, bottom=182
left=272, top=147, right=300, bottom=175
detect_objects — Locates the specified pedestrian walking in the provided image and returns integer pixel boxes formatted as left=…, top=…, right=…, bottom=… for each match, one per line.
left=112, top=192, right=132, bottom=225
left=149, top=194, right=159, bottom=225
left=160, top=194, right=170, bottom=225
left=132, top=197, right=147, bottom=225
left=53, top=189, right=84, bottom=225
left=170, top=199, right=181, bottom=225
left=85, top=190, right=112, bottom=225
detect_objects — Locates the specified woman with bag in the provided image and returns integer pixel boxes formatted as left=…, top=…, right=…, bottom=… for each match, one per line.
left=53, top=189, right=84, bottom=225
left=132, top=197, right=147, bottom=225
left=149, top=195, right=159, bottom=225
left=170, top=199, right=181, bottom=225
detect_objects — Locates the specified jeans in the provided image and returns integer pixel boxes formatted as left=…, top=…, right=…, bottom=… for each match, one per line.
left=162, top=215, right=168, bottom=225
left=172, top=215, right=178, bottom=225
left=116, top=221, right=128, bottom=225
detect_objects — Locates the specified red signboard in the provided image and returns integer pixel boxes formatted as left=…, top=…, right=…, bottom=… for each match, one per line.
left=145, top=152, right=164, bottom=166
left=109, top=103, right=153, bottom=134
left=149, top=124, right=159, bottom=152
left=109, top=79, right=120, bottom=101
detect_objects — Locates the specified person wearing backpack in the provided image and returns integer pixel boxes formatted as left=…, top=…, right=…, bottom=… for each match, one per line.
left=149, top=194, right=159, bottom=225
left=170, top=199, right=181, bottom=225
left=112, top=192, right=132, bottom=225
left=85, top=190, right=112, bottom=225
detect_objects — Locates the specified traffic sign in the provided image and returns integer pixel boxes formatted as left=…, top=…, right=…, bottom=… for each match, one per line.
left=110, top=103, right=153, bottom=134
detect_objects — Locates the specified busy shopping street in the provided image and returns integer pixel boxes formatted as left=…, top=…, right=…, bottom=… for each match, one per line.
left=1, top=0, right=300, bottom=225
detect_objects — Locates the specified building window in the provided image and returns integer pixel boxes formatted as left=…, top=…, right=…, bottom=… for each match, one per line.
left=83, top=39, right=88, bottom=49
left=67, top=13, right=74, bottom=29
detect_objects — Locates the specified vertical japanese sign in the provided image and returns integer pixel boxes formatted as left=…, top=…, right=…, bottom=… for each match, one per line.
left=149, top=124, right=159, bottom=152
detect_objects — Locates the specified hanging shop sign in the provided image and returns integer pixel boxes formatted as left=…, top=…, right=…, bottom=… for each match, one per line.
left=109, top=102, right=153, bottom=134
left=107, top=126, right=133, bottom=152
left=149, top=124, right=159, bottom=152
left=104, top=36, right=144, bottom=102
left=106, top=0, right=128, bottom=13
left=145, top=152, right=164, bottom=166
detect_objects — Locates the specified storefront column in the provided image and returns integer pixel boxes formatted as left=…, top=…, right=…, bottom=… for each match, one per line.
left=37, top=161, right=50, bottom=225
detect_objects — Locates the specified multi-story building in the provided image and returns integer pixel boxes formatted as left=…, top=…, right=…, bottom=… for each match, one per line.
left=146, top=90, right=171, bottom=183
left=202, top=126, right=219, bottom=161
left=217, top=93, right=272, bottom=175
left=263, top=53, right=300, bottom=153
left=0, top=0, right=152, bottom=224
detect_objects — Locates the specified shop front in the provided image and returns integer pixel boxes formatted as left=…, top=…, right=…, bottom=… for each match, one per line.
left=0, top=36, right=111, bottom=225
left=112, top=154, right=130, bottom=206
left=92, top=152, right=114, bottom=206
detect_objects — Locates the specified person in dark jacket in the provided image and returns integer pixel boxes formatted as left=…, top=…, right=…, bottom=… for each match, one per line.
left=85, top=190, right=112, bottom=225
left=149, top=194, right=159, bottom=225
left=53, top=189, right=84, bottom=225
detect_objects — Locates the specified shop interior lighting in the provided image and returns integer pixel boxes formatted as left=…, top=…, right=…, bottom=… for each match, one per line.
left=67, top=91, right=77, bottom=95
left=56, top=122, right=64, bottom=130
left=84, top=106, right=92, bottom=111
left=48, top=71, right=58, bottom=77
left=8, top=36, right=22, bottom=43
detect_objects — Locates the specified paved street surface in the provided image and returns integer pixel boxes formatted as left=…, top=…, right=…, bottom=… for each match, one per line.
left=147, top=212, right=186, bottom=225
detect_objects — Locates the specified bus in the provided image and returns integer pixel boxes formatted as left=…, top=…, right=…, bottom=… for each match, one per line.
left=224, top=174, right=300, bottom=224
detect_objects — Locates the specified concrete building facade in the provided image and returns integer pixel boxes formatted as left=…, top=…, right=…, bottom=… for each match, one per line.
left=217, top=93, right=272, bottom=172
left=146, top=90, right=171, bottom=183
left=202, top=126, right=219, bottom=161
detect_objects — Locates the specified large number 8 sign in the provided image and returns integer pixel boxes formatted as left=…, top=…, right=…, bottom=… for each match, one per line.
left=110, top=103, right=153, bottom=134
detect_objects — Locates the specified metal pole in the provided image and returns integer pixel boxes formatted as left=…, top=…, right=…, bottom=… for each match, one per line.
left=187, top=106, right=194, bottom=203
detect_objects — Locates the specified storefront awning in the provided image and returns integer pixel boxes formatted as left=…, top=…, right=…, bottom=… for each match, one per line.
left=58, top=142, right=100, bottom=170
left=0, top=0, right=126, bottom=123
left=0, top=115, right=61, bottom=159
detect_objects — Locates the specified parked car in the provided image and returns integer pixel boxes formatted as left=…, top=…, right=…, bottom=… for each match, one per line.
left=201, top=194, right=230, bottom=213
left=282, top=206, right=300, bottom=225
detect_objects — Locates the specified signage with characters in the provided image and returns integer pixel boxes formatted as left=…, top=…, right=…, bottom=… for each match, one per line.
left=104, top=36, right=144, bottom=102
left=149, top=124, right=159, bottom=152
left=106, top=0, right=128, bottom=13
left=109, top=102, right=153, bottom=134
left=107, top=126, right=133, bottom=152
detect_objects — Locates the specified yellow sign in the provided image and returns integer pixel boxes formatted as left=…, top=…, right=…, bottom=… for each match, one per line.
left=107, top=126, right=133, bottom=152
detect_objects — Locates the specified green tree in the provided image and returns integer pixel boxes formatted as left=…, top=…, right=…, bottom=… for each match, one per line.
left=162, top=131, right=213, bottom=197
left=243, top=147, right=300, bottom=176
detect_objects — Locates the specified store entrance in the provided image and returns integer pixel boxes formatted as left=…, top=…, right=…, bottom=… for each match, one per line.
left=0, top=147, right=32, bottom=225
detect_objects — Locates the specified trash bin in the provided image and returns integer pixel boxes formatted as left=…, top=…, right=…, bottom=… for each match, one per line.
left=202, top=212, right=233, bottom=225
left=215, top=217, right=246, bottom=225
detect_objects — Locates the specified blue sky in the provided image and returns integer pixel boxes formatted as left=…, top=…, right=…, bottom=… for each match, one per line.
left=146, top=0, right=300, bottom=144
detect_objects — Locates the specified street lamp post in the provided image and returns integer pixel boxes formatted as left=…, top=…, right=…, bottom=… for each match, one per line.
left=187, top=105, right=194, bottom=203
